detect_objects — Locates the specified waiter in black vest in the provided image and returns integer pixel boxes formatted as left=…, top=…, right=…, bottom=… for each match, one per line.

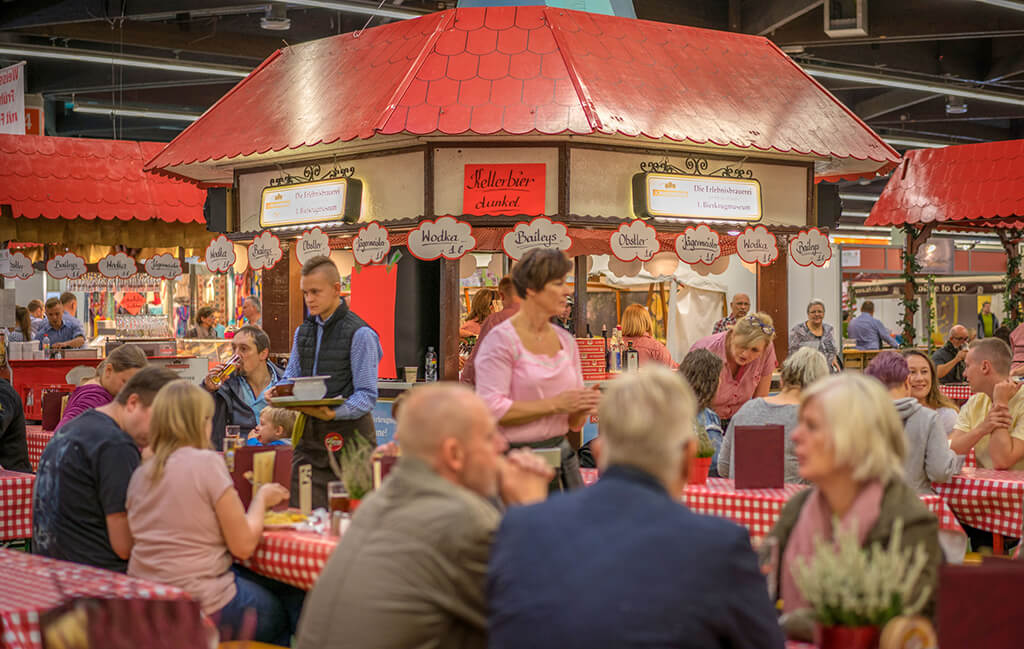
left=280, top=255, right=381, bottom=508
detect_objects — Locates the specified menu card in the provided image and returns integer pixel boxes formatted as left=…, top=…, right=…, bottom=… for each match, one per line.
left=733, top=425, right=785, bottom=489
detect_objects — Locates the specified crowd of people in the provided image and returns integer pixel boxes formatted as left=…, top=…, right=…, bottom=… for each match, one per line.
left=6, top=248, right=1024, bottom=647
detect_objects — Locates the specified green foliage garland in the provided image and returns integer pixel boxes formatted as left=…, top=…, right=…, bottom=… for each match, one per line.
left=1004, top=249, right=1023, bottom=329
left=899, top=225, right=922, bottom=348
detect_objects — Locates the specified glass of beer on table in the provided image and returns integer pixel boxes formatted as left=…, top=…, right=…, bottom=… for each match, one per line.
left=328, top=481, right=351, bottom=514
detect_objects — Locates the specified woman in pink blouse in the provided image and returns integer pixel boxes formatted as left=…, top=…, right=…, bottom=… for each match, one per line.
left=475, top=249, right=600, bottom=490
left=689, top=312, right=778, bottom=424
left=621, top=304, right=676, bottom=368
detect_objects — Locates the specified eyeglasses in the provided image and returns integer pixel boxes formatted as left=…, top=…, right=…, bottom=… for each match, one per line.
left=745, top=315, right=775, bottom=335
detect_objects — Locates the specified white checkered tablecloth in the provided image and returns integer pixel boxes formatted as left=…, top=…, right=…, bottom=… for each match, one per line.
left=934, top=468, right=1024, bottom=538
left=0, top=548, right=192, bottom=649
left=939, top=383, right=973, bottom=402
left=25, top=425, right=52, bottom=473
left=0, top=470, right=34, bottom=541
left=242, top=530, right=339, bottom=591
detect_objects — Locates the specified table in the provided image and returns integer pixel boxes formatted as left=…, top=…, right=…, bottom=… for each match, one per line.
left=0, top=470, right=33, bottom=542
left=939, top=383, right=973, bottom=403
left=934, top=468, right=1024, bottom=541
left=0, top=549, right=194, bottom=649
left=242, top=530, right=338, bottom=591
left=25, top=425, right=51, bottom=472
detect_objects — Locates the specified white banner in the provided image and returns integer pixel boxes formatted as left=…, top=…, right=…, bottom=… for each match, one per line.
left=0, top=63, right=25, bottom=135
left=295, top=227, right=330, bottom=265
left=736, top=225, right=779, bottom=266
left=674, top=224, right=722, bottom=265
left=353, top=223, right=390, bottom=265
left=789, top=228, right=833, bottom=267
left=642, top=173, right=761, bottom=222
left=501, top=217, right=572, bottom=261
left=408, top=217, right=476, bottom=261
left=610, top=221, right=658, bottom=262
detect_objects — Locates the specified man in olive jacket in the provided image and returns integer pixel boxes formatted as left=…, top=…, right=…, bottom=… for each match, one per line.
left=294, top=384, right=551, bottom=649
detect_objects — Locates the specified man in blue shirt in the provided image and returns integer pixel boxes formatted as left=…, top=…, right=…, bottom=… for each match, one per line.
left=847, top=300, right=899, bottom=350
left=282, top=255, right=382, bottom=509
left=35, top=297, right=85, bottom=349
left=28, top=299, right=46, bottom=334
left=60, top=292, right=83, bottom=331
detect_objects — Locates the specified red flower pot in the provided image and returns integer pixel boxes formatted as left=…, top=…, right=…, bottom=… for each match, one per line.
left=689, top=456, right=712, bottom=485
left=349, top=498, right=361, bottom=514
left=816, top=625, right=881, bottom=649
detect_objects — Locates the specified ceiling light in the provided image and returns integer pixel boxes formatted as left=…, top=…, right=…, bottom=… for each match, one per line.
left=0, top=44, right=249, bottom=78
left=841, top=210, right=871, bottom=218
left=839, top=193, right=878, bottom=202
left=801, top=63, right=1024, bottom=107
left=72, top=103, right=200, bottom=122
left=945, top=95, right=968, bottom=115
left=261, top=3, right=291, bottom=30
left=882, top=136, right=951, bottom=149
left=285, top=0, right=422, bottom=20
left=975, top=0, right=1024, bottom=12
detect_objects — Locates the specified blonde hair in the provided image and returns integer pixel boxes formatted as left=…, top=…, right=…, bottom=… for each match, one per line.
left=731, top=311, right=776, bottom=348
left=621, top=304, right=654, bottom=337
left=780, top=347, right=828, bottom=390
left=261, top=406, right=297, bottom=434
left=800, top=373, right=905, bottom=484
left=147, top=380, right=214, bottom=484
left=599, top=366, right=696, bottom=485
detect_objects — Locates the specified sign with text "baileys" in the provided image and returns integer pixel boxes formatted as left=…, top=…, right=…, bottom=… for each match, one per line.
left=463, top=164, right=545, bottom=216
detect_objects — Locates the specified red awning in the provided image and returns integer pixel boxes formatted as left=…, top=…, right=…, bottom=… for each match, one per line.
left=865, top=139, right=1024, bottom=231
left=146, top=6, right=898, bottom=183
left=0, top=134, right=210, bottom=247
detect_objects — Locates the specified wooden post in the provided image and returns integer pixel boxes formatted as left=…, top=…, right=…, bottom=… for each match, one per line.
left=756, top=257, right=788, bottom=364
left=573, top=255, right=587, bottom=337
left=998, top=230, right=1022, bottom=325
left=902, top=224, right=935, bottom=345
left=439, top=260, right=460, bottom=381
left=261, top=245, right=300, bottom=356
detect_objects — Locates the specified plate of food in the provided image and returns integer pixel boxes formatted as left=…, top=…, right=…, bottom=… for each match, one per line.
left=263, top=510, right=309, bottom=529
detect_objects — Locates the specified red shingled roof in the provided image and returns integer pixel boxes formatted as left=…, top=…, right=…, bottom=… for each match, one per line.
left=146, top=6, right=898, bottom=181
left=0, top=134, right=206, bottom=224
left=866, top=139, right=1024, bottom=230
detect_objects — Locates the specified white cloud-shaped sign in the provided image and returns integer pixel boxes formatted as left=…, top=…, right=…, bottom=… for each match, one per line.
left=674, top=225, right=721, bottom=265
left=295, top=227, right=330, bottom=266
left=4, top=251, right=34, bottom=279
left=98, top=252, right=138, bottom=279
left=46, top=252, right=87, bottom=280
left=736, top=225, right=779, bottom=266
left=353, top=222, right=391, bottom=265
left=610, top=221, right=658, bottom=262
left=145, top=253, right=183, bottom=279
left=502, top=217, right=571, bottom=261
left=205, top=235, right=236, bottom=273
left=248, top=231, right=283, bottom=271
left=408, top=217, right=476, bottom=261
left=789, top=228, right=833, bottom=267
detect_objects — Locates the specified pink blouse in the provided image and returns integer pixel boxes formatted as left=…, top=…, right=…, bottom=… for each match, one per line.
left=689, top=331, right=778, bottom=420
left=623, top=334, right=676, bottom=369
left=474, top=319, right=584, bottom=444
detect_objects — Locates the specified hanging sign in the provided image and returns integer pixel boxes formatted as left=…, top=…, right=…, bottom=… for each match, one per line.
left=46, top=252, right=87, bottom=280
left=674, top=224, right=722, bottom=265
left=633, top=172, right=761, bottom=222
left=295, top=227, right=330, bottom=265
left=790, top=228, right=833, bottom=267
left=248, top=231, right=283, bottom=271
left=502, top=216, right=571, bottom=261
left=98, top=252, right=138, bottom=279
left=610, top=221, right=659, bottom=262
left=145, top=253, right=183, bottom=279
left=4, top=251, right=33, bottom=279
left=463, top=163, right=546, bottom=216
left=736, top=225, right=779, bottom=266
left=204, top=235, right=236, bottom=273
left=0, top=63, right=26, bottom=135
left=118, top=291, right=146, bottom=315
left=353, top=222, right=391, bottom=265
left=259, top=178, right=362, bottom=228
left=407, top=217, right=476, bottom=261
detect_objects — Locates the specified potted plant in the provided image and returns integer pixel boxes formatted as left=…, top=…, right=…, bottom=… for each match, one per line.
left=689, top=422, right=715, bottom=486
left=790, top=518, right=933, bottom=649
left=337, top=436, right=374, bottom=512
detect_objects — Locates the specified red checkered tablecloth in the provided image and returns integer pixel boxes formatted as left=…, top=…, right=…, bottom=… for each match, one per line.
left=939, top=383, right=973, bottom=402
left=581, top=470, right=964, bottom=541
left=934, top=468, right=1024, bottom=538
left=242, top=530, right=339, bottom=591
left=0, top=548, right=192, bottom=649
left=25, top=425, right=52, bottom=473
left=0, top=470, right=33, bottom=541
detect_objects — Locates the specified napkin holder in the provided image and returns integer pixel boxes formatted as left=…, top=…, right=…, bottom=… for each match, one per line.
left=733, top=425, right=785, bottom=489
left=229, top=445, right=293, bottom=509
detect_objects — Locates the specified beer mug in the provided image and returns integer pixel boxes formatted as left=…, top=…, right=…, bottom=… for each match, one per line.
left=209, top=355, right=241, bottom=387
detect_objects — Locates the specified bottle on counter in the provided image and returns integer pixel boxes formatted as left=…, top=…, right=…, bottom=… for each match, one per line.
left=612, top=326, right=624, bottom=372
left=41, top=335, right=50, bottom=359
left=601, top=324, right=609, bottom=373
left=625, top=341, right=640, bottom=372
left=424, top=346, right=438, bottom=382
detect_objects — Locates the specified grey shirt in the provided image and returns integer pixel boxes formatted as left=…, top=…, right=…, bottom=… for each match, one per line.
left=718, top=398, right=803, bottom=484
left=894, top=397, right=964, bottom=494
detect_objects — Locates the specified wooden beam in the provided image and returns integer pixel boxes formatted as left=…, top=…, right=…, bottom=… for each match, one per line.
left=741, top=0, right=822, bottom=36
left=855, top=89, right=935, bottom=121
left=757, top=258, right=788, bottom=364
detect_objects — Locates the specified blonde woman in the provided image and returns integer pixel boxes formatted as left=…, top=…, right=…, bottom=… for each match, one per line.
left=57, top=344, right=148, bottom=431
left=765, top=373, right=942, bottom=641
left=621, top=304, right=675, bottom=368
left=126, top=380, right=303, bottom=645
left=690, top=312, right=778, bottom=423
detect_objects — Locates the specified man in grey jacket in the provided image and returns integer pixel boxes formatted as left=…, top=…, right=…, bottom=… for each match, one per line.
left=865, top=351, right=964, bottom=494
left=295, top=384, right=552, bottom=649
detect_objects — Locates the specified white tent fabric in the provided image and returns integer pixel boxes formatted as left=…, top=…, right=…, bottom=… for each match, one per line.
left=667, top=283, right=724, bottom=361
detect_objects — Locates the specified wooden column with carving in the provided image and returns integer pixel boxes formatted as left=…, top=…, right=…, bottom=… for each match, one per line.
left=426, top=146, right=460, bottom=381
left=757, top=255, right=788, bottom=365
left=260, top=243, right=303, bottom=357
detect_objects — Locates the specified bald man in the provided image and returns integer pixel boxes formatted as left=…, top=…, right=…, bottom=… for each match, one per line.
left=295, top=383, right=552, bottom=649
left=712, top=293, right=750, bottom=334
left=932, top=325, right=969, bottom=384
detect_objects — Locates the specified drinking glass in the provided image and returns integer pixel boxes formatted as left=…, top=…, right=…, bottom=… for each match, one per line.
left=222, top=433, right=241, bottom=454
left=328, top=481, right=351, bottom=515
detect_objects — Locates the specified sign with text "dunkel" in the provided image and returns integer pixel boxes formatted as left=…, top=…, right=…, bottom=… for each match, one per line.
left=260, top=178, right=362, bottom=228
left=633, top=172, right=762, bottom=222
left=463, top=164, right=545, bottom=216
